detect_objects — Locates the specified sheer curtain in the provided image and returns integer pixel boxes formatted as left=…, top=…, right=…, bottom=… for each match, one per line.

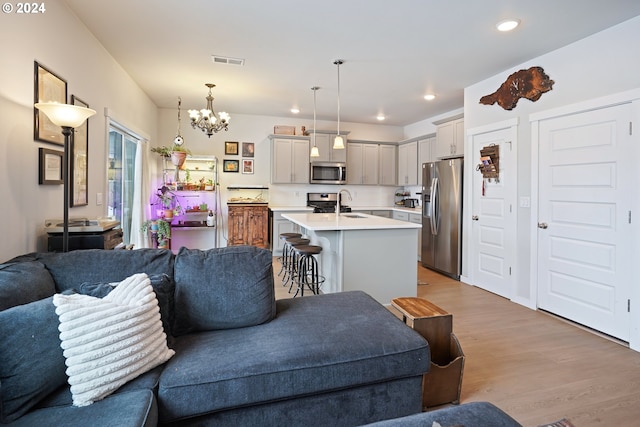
left=130, top=140, right=150, bottom=249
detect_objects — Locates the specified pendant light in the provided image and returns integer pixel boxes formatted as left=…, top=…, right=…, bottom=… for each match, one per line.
left=333, top=59, right=345, bottom=149
left=310, top=86, right=320, bottom=157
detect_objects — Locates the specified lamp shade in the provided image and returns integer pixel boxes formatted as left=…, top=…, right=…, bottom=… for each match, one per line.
left=35, top=102, right=96, bottom=128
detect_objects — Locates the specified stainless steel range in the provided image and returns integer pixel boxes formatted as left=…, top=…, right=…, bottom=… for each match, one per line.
left=306, top=192, right=351, bottom=213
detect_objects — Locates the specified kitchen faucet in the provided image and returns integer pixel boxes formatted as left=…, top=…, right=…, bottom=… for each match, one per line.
left=337, top=189, right=353, bottom=218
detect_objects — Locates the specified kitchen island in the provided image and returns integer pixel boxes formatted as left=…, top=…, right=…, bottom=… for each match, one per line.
left=281, top=212, right=421, bottom=305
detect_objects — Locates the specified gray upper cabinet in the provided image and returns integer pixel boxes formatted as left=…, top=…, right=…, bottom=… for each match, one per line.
left=397, top=141, right=418, bottom=186
left=347, top=143, right=379, bottom=185
left=271, top=136, right=310, bottom=183
left=434, top=117, right=464, bottom=159
left=307, top=131, right=348, bottom=162
left=378, top=144, right=397, bottom=186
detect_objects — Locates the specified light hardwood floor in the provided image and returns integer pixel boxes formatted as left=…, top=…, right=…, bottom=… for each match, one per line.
left=274, top=259, right=640, bottom=426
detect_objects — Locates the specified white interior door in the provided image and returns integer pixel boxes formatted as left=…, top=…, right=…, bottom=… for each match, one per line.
left=537, top=104, right=632, bottom=341
left=470, top=127, right=517, bottom=298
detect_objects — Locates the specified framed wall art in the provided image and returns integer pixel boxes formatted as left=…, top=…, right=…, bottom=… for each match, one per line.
left=223, top=159, right=239, bottom=172
left=242, top=142, right=254, bottom=157
left=70, top=95, right=89, bottom=206
left=242, top=159, right=254, bottom=174
left=39, top=147, right=63, bottom=185
left=34, top=61, right=67, bottom=145
left=225, top=141, right=239, bottom=155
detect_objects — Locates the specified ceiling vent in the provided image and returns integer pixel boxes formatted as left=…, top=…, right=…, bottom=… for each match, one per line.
left=211, top=55, right=245, bottom=66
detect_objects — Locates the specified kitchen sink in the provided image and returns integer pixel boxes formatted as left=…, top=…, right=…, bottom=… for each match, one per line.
left=341, top=213, right=368, bottom=219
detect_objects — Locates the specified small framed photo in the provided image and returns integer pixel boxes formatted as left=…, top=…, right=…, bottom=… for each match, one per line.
left=242, top=159, right=254, bottom=174
left=39, top=147, right=63, bottom=185
left=242, top=142, right=254, bottom=157
left=223, top=159, right=239, bottom=172
left=34, top=61, right=67, bottom=145
left=225, top=141, right=239, bottom=155
left=70, top=95, right=89, bottom=207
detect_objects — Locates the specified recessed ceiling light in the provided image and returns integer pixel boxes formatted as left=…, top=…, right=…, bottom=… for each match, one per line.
left=290, top=108, right=300, bottom=114
left=496, top=19, right=520, bottom=32
left=424, top=94, right=436, bottom=101
left=376, top=115, right=385, bottom=121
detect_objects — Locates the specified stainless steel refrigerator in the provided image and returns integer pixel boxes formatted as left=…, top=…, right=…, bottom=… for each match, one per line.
left=421, top=158, right=463, bottom=279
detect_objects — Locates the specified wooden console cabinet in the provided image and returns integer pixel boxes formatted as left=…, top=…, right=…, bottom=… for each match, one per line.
left=227, top=204, right=269, bottom=248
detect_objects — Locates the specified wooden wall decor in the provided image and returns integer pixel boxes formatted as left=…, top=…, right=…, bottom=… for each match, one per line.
left=479, top=66, right=554, bottom=110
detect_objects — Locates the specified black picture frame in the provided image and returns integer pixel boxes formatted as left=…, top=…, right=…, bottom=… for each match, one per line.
left=70, top=95, right=89, bottom=206
left=242, top=142, right=254, bottom=157
left=223, top=159, right=239, bottom=172
left=39, top=147, right=63, bottom=185
left=34, top=61, right=67, bottom=145
left=225, top=141, right=239, bottom=155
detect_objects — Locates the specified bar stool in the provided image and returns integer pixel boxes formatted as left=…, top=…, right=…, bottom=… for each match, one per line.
left=277, top=232, right=302, bottom=277
left=282, top=236, right=310, bottom=288
left=292, top=244, right=324, bottom=297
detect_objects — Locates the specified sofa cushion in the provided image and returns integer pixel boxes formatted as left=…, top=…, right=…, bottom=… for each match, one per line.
left=7, top=389, right=158, bottom=427
left=360, top=401, right=523, bottom=427
left=53, top=273, right=175, bottom=407
left=172, top=246, right=275, bottom=336
left=158, top=291, right=429, bottom=423
left=31, top=248, right=175, bottom=292
left=0, top=261, right=55, bottom=311
left=0, top=296, right=67, bottom=423
left=77, top=273, right=175, bottom=340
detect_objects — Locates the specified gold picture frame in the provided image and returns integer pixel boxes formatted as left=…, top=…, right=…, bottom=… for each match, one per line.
left=225, top=141, right=239, bottom=155
left=34, top=61, right=67, bottom=145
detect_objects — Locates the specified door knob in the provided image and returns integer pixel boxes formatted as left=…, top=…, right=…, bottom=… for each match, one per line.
left=538, top=222, right=548, bottom=229
left=472, top=215, right=479, bottom=221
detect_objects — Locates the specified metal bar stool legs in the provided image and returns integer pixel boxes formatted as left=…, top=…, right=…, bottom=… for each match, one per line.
left=283, top=237, right=309, bottom=289
left=277, top=232, right=301, bottom=278
left=292, top=245, right=324, bottom=297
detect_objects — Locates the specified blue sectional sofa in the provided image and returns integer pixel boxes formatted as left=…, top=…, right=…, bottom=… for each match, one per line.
left=0, top=246, right=430, bottom=426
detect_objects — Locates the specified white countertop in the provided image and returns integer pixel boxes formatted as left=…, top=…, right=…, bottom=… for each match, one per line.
left=269, top=205, right=421, bottom=214
left=282, top=212, right=421, bottom=231
left=268, top=206, right=314, bottom=212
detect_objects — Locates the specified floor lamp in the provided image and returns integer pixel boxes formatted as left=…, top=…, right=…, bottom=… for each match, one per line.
left=35, top=102, right=96, bottom=252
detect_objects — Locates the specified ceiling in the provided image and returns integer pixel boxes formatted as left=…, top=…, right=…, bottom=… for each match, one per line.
left=63, top=0, right=640, bottom=127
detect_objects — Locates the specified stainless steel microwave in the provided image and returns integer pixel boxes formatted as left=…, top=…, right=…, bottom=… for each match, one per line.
left=310, top=162, right=347, bottom=184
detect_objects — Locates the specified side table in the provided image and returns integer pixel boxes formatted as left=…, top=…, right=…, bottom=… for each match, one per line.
left=391, top=297, right=465, bottom=409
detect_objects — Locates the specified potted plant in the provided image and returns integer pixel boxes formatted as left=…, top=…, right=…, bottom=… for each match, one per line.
left=141, top=218, right=171, bottom=249
left=150, top=144, right=192, bottom=167
left=170, top=145, right=190, bottom=167
left=154, top=186, right=182, bottom=219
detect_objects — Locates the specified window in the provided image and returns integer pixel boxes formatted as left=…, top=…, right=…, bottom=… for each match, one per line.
left=108, top=124, right=140, bottom=244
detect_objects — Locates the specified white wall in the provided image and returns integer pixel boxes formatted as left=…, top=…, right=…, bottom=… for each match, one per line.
left=0, top=0, right=158, bottom=262
left=462, top=16, right=640, bottom=306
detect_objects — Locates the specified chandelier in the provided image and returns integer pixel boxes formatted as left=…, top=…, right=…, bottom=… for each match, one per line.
left=188, top=83, right=230, bottom=137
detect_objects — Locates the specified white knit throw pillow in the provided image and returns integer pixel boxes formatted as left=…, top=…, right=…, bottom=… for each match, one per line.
left=53, top=273, right=175, bottom=406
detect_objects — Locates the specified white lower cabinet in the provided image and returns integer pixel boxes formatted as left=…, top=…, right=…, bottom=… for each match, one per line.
left=271, top=211, right=302, bottom=256
left=392, top=210, right=422, bottom=261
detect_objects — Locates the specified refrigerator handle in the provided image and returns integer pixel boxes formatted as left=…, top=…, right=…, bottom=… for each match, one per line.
left=430, top=177, right=438, bottom=235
